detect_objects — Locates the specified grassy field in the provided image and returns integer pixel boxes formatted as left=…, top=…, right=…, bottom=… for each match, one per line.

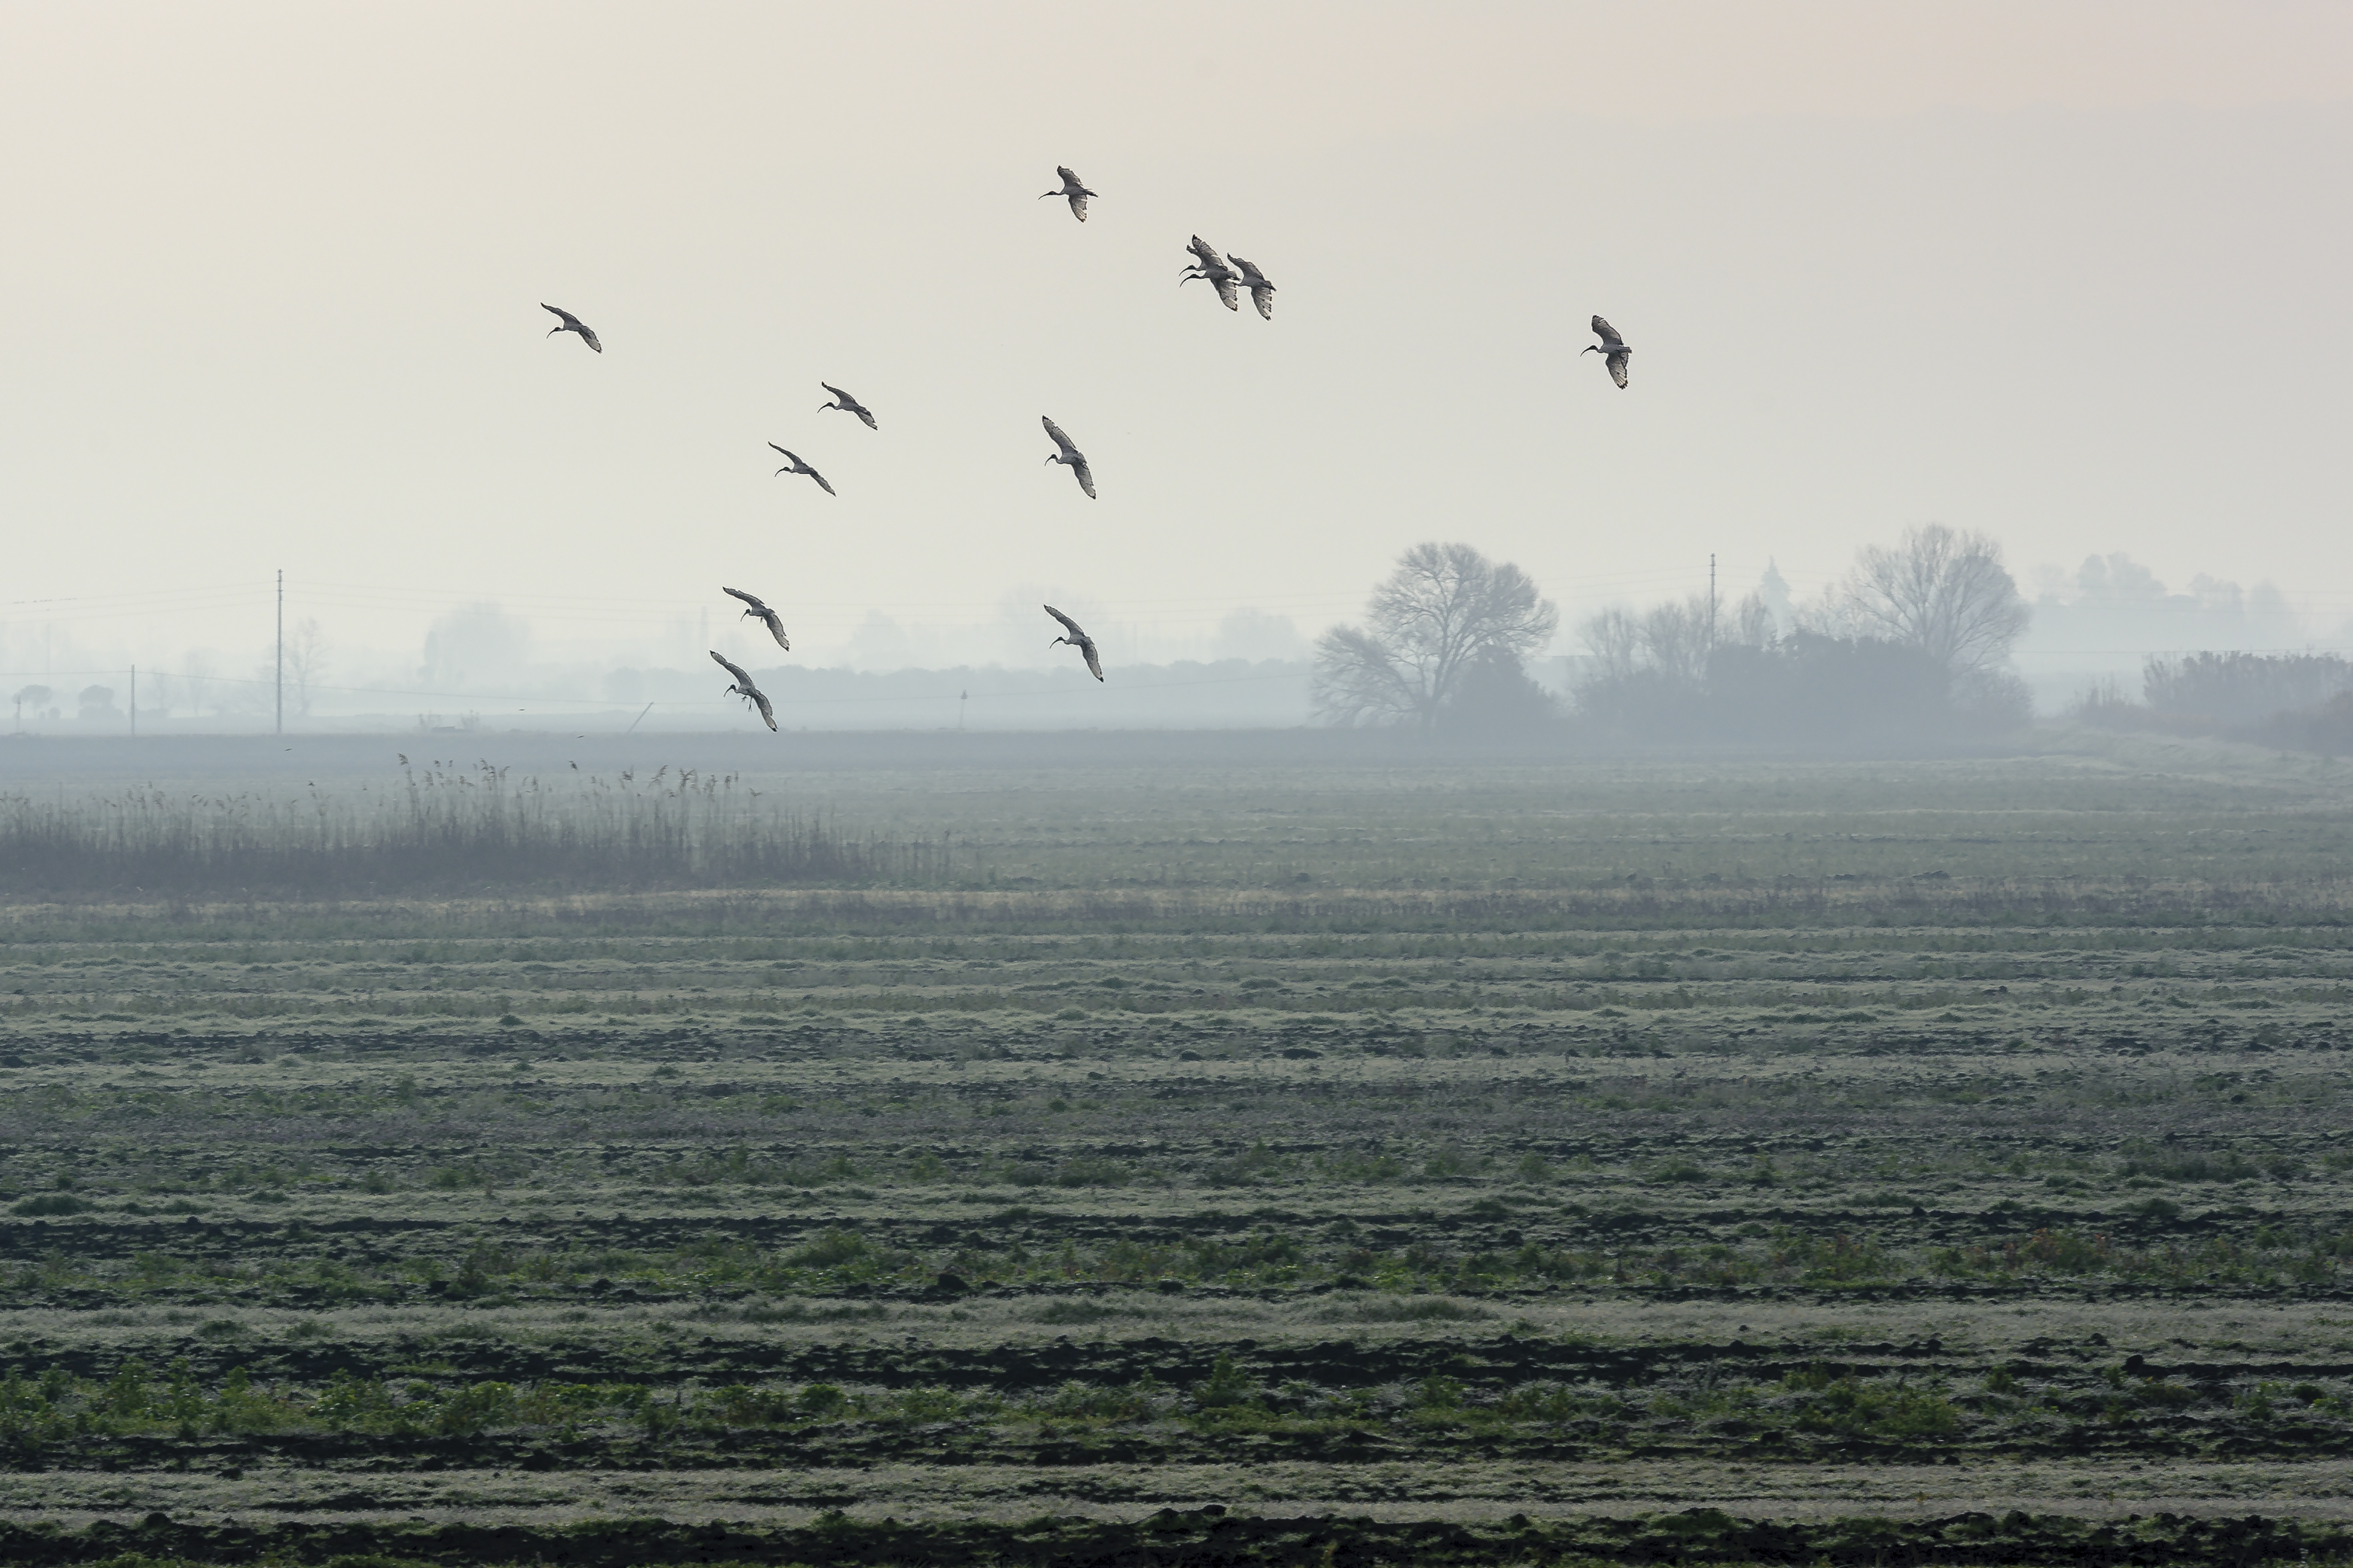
left=4, top=734, right=2353, bottom=1565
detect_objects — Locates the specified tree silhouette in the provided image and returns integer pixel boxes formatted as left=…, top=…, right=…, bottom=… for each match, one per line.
left=1313, top=542, right=1558, bottom=728
left=1832, top=523, right=2029, bottom=676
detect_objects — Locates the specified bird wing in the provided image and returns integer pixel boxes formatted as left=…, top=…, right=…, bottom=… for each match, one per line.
left=1044, top=604, right=1087, bottom=640
left=542, top=303, right=580, bottom=329
left=1057, top=165, right=1082, bottom=187
left=1212, top=273, right=1239, bottom=311
left=1230, top=255, right=1265, bottom=282
left=1067, top=191, right=1088, bottom=221
left=578, top=324, right=602, bottom=352
left=723, top=585, right=769, bottom=614
left=1186, top=235, right=1228, bottom=271
left=1041, top=416, right=1079, bottom=459
left=1606, top=350, right=1630, bottom=389
left=1081, top=638, right=1103, bottom=682
left=766, top=619, right=790, bottom=651
left=807, top=466, right=836, bottom=496
left=769, top=443, right=803, bottom=470
left=750, top=687, right=778, bottom=730
left=1072, top=455, right=1096, bottom=499
left=709, top=649, right=754, bottom=687
left=1591, top=315, right=1624, bottom=348
left=857, top=406, right=877, bottom=429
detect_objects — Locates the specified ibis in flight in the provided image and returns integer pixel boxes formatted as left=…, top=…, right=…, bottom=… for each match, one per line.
left=1040, top=166, right=1097, bottom=222
left=769, top=444, right=836, bottom=495
left=723, top=586, right=790, bottom=651
left=819, top=383, right=877, bottom=429
left=1179, top=236, right=1241, bottom=311
left=541, top=304, right=602, bottom=353
left=1041, top=417, right=1096, bottom=499
left=1230, top=255, right=1277, bottom=320
left=1045, top=605, right=1104, bottom=682
left=710, top=650, right=778, bottom=731
left=1583, top=315, right=1631, bottom=388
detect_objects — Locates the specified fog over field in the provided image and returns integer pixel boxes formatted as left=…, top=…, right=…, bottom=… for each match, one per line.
left=7, top=8, right=2353, bottom=1568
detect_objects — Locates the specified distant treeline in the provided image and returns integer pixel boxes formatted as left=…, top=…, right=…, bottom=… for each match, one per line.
left=0, top=764, right=946, bottom=900
left=1425, top=630, right=2032, bottom=746
left=2077, top=652, right=2353, bottom=750
left=1321, top=529, right=2040, bottom=748
left=1545, top=631, right=2030, bottom=746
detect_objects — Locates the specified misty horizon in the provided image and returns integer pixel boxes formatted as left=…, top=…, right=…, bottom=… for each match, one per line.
left=0, top=543, right=2335, bottom=733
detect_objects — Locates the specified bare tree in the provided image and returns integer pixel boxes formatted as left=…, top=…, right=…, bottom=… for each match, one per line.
left=1313, top=542, right=1558, bottom=727
left=1579, top=590, right=1774, bottom=700
left=1730, top=591, right=1778, bottom=650
left=286, top=618, right=329, bottom=719
left=1579, top=606, right=1642, bottom=683
left=1639, top=594, right=1716, bottom=687
left=1836, top=523, right=2029, bottom=675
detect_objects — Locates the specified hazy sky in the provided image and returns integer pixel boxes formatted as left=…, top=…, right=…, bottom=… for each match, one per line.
left=2, top=2, right=2349, bottom=681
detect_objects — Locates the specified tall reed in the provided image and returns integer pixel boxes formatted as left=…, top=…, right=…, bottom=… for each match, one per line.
left=0, top=762, right=946, bottom=897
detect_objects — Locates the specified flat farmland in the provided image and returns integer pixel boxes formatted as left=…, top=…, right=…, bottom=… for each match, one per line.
left=3, top=737, right=2353, bottom=1566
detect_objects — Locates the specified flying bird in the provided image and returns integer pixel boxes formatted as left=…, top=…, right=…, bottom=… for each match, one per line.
left=1229, top=254, right=1277, bottom=320
left=768, top=444, right=836, bottom=495
left=710, top=650, right=778, bottom=730
left=541, top=303, right=602, bottom=352
left=1179, top=235, right=1240, bottom=311
left=819, top=383, right=877, bottom=429
left=1040, top=165, right=1096, bottom=221
left=1044, top=605, right=1104, bottom=682
left=1583, top=315, right=1631, bottom=388
left=723, top=586, right=791, bottom=651
left=1041, top=416, right=1095, bottom=499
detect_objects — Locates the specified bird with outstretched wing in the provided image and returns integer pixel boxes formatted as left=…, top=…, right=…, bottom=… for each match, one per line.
left=1229, top=255, right=1277, bottom=320
left=1179, top=235, right=1241, bottom=311
left=1040, top=165, right=1096, bottom=221
left=710, top=650, right=778, bottom=730
left=820, top=383, right=877, bottom=430
left=1041, top=416, right=1096, bottom=499
left=769, top=444, right=836, bottom=495
left=1044, top=605, right=1104, bottom=682
left=541, top=303, right=602, bottom=352
left=723, top=586, right=790, bottom=651
left=1583, top=315, right=1631, bottom=388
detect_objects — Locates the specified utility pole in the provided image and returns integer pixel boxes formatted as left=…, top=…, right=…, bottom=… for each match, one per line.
left=129, top=666, right=136, bottom=738
left=1706, top=553, right=1718, bottom=655
left=275, top=569, right=284, bottom=736
left=958, top=689, right=968, bottom=731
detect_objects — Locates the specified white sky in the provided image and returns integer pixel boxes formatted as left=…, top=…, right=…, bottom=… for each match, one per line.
left=1, top=1, right=2349, bottom=682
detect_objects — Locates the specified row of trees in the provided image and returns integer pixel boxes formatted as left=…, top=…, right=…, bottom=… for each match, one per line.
left=1312, top=526, right=2034, bottom=740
